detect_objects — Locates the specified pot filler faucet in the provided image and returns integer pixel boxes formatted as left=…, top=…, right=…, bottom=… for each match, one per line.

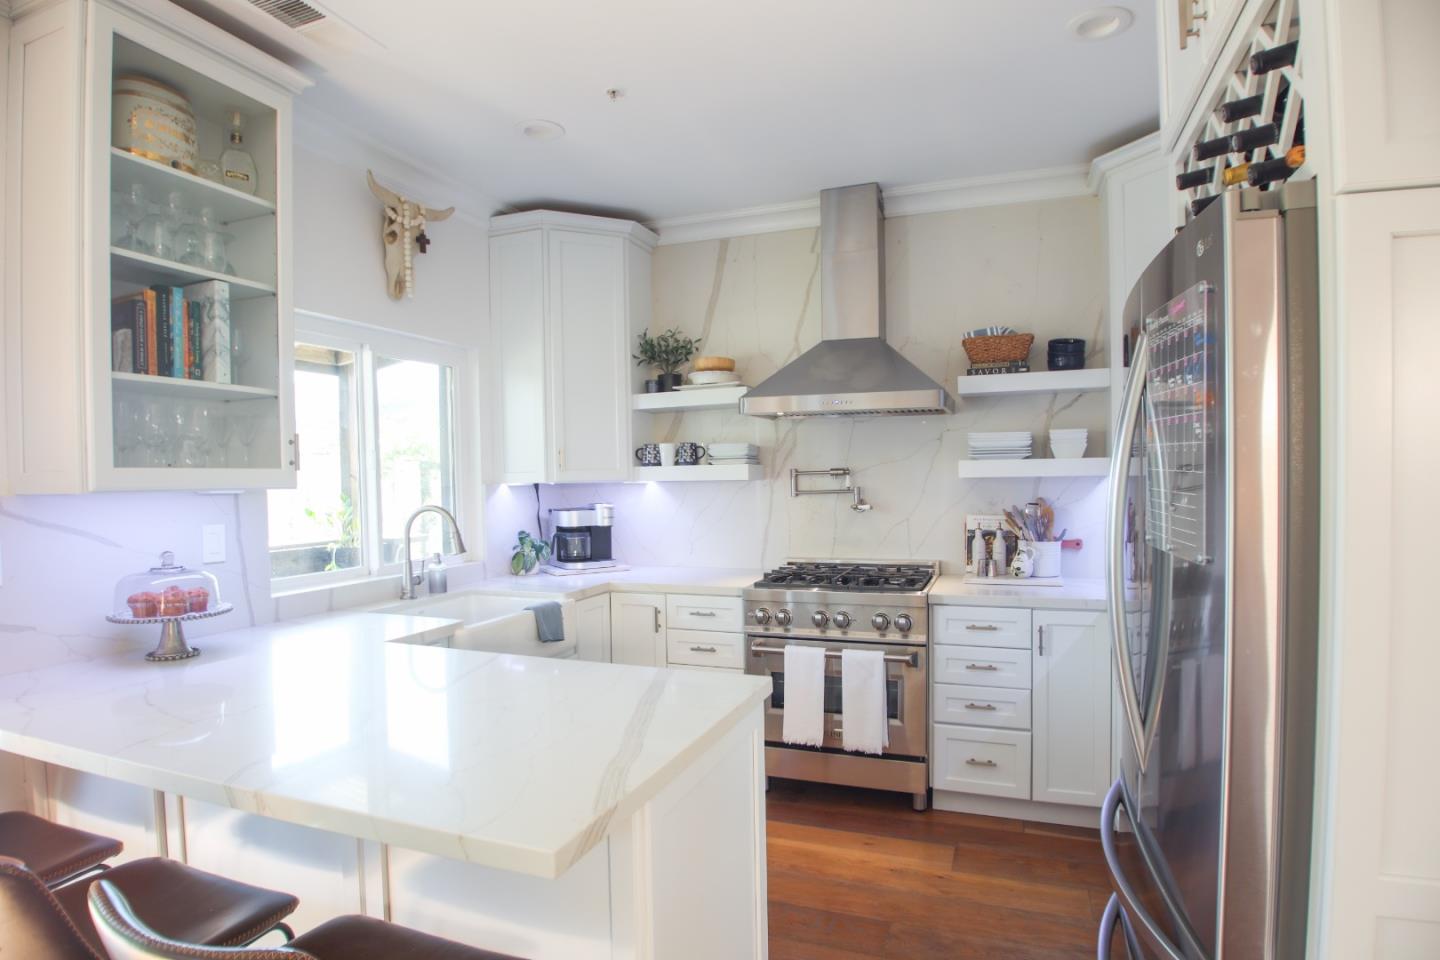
left=399, top=505, right=467, bottom=600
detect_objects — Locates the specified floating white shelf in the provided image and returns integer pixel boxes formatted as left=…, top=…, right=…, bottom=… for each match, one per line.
left=957, top=458, right=1111, bottom=479
left=112, top=372, right=278, bottom=402
left=634, top=464, right=763, bottom=482
left=954, top=368, right=1110, bottom=397
left=110, top=248, right=277, bottom=300
left=632, top=385, right=749, bottom=412
left=111, top=148, right=276, bottom=223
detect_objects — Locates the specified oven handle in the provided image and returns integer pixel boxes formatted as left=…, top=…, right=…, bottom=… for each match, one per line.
left=747, top=641, right=918, bottom=667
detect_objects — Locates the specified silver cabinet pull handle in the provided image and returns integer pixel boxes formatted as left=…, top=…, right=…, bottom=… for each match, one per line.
left=965, top=758, right=997, bottom=767
left=964, top=702, right=998, bottom=711
left=964, top=663, right=999, bottom=671
left=653, top=607, right=661, bottom=633
left=689, top=645, right=717, bottom=653
left=965, top=623, right=1000, bottom=631
left=688, top=610, right=718, bottom=617
left=1038, top=624, right=1045, bottom=656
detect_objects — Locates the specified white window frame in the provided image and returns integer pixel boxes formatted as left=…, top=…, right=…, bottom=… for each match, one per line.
left=270, top=310, right=479, bottom=590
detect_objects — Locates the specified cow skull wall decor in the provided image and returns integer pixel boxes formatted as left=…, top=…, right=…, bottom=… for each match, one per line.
left=367, top=170, right=454, bottom=300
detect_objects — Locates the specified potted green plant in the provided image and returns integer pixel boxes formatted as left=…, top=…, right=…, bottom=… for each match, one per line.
left=634, top=328, right=700, bottom=392
left=510, top=530, right=550, bottom=576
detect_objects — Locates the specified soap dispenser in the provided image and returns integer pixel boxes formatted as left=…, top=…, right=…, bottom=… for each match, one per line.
left=425, top=553, right=448, bottom=594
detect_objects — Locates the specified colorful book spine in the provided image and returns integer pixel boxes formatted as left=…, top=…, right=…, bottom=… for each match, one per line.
left=151, top=287, right=172, bottom=377
left=187, top=301, right=203, bottom=380
left=143, top=289, right=158, bottom=375
left=966, top=361, right=1031, bottom=376
left=169, top=286, right=185, bottom=378
left=110, top=295, right=147, bottom=373
left=184, top=280, right=231, bottom=384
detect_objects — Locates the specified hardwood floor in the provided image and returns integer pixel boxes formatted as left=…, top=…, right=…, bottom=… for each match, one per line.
left=765, top=779, right=1111, bottom=959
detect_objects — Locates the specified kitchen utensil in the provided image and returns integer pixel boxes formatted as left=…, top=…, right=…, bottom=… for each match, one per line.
left=676, top=442, right=707, bottom=465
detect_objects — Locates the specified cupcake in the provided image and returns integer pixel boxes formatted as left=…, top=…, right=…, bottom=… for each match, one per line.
left=185, top=588, right=210, bottom=613
left=126, top=592, right=159, bottom=618
left=159, top=586, right=188, bottom=618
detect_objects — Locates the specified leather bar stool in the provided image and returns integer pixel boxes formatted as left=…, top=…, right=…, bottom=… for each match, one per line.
left=0, top=855, right=298, bottom=959
left=89, top=876, right=529, bottom=960
left=0, top=810, right=122, bottom=886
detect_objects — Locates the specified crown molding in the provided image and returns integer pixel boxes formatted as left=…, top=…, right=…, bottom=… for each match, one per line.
left=490, top=210, right=657, bottom=249
left=1087, top=131, right=1164, bottom=193
left=649, top=165, right=1093, bottom=245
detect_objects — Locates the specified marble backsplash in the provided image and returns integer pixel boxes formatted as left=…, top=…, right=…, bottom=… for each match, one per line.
left=486, top=195, right=1111, bottom=579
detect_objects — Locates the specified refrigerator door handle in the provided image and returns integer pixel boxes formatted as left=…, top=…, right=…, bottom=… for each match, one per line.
left=1101, top=779, right=1203, bottom=960
left=1098, top=893, right=1144, bottom=960
left=1107, top=334, right=1154, bottom=769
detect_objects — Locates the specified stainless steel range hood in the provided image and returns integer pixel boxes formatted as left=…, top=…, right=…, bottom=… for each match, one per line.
left=740, top=183, right=953, bottom=418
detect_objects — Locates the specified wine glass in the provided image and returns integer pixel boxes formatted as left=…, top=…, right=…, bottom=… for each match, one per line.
left=175, top=402, right=213, bottom=468
left=208, top=403, right=235, bottom=467
left=234, top=412, right=260, bottom=467
left=113, top=397, right=142, bottom=467
left=139, top=397, right=173, bottom=467
left=111, top=183, right=148, bottom=250
left=196, top=207, right=234, bottom=274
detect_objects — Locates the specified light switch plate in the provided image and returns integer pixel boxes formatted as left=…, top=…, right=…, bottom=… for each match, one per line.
left=202, top=525, right=226, bottom=564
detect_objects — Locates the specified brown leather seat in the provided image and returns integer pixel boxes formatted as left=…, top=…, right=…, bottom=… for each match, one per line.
left=0, top=856, right=98, bottom=959
left=54, top=855, right=299, bottom=955
left=290, top=915, right=524, bottom=959
left=0, top=810, right=122, bottom=885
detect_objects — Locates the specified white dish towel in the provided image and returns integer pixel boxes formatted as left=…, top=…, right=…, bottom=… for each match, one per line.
left=781, top=645, right=826, bottom=747
left=841, top=648, right=889, bottom=755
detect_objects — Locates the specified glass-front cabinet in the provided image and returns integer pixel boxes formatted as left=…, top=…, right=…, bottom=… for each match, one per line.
left=4, top=0, right=308, bottom=492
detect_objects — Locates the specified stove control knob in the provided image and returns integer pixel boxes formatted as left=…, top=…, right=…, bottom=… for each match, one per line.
left=811, top=610, right=829, bottom=628
left=871, top=612, right=891, bottom=632
left=752, top=607, right=772, bottom=625
left=775, top=609, right=793, bottom=627
left=894, top=613, right=914, bottom=633
left=833, top=611, right=852, bottom=629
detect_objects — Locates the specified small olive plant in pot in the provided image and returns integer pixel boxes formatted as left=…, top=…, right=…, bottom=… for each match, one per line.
left=510, top=530, right=551, bottom=576
left=634, top=328, right=701, bottom=392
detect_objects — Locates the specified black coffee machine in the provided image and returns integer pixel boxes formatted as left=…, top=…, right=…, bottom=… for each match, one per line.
left=545, top=503, right=615, bottom=570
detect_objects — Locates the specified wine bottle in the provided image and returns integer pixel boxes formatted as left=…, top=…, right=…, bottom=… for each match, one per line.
left=1229, top=123, right=1279, bottom=153
left=1250, top=41, right=1298, bottom=75
left=1176, top=168, right=1213, bottom=190
left=1218, top=94, right=1264, bottom=123
left=1191, top=194, right=1219, bottom=217
left=1221, top=164, right=1250, bottom=187
left=1193, top=135, right=1231, bottom=162
left=1246, top=146, right=1306, bottom=186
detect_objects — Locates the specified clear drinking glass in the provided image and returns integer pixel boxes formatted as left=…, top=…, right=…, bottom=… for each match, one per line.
left=112, top=183, right=148, bottom=250
left=175, top=217, right=206, bottom=268
left=135, top=203, right=170, bottom=261
left=140, top=397, right=174, bottom=467
left=207, top=403, right=234, bottom=467
left=113, top=397, right=142, bottom=467
left=174, top=402, right=213, bottom=468
left=196, top=207, right=233, bottom=274
left=234, top=413, right=260, bottom=467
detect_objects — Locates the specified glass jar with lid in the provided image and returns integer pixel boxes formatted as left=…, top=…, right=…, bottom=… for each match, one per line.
left=108, top=551, right=230, bottom=661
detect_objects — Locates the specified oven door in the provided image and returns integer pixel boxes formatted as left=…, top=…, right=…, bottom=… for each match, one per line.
left=744, top=634, right=927, bottom=757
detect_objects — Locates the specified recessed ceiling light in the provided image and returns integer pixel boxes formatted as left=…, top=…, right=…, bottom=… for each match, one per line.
left=1067, top=6, right=1134, bottom=40
left=518, top=119, right=565, bottom=141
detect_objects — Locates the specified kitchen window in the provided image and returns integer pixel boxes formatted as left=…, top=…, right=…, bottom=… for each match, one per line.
left=268, top=314, right=470, bottom=586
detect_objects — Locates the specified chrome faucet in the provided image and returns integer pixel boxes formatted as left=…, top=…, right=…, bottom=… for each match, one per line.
left=399, top=505, right=467, bottom=600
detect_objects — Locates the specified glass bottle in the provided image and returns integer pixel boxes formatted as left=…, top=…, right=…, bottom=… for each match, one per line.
left=219, top=111, right=257, bottom=196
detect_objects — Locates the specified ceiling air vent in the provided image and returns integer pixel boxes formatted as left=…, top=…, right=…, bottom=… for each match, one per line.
left=245, top=0, right=326, bottom=30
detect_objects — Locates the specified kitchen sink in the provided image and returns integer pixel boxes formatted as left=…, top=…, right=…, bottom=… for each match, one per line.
left=378, top=592, right=577, bottom=658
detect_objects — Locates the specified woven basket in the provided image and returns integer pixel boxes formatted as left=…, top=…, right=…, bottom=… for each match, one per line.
left=963, top=333, right=1034, bottom=364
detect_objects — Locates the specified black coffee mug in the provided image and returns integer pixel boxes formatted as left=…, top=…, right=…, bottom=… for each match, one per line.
left=676, top=442, right=707, bottom=466
left=635, top=443, right=661, bottom=466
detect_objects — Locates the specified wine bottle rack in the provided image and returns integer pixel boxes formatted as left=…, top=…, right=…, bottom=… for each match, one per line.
left=1175, top=0, right=1308, bottom=220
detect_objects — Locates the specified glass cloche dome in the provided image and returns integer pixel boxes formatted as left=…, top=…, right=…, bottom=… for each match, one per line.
left=111, top=551, right=221, bottom=621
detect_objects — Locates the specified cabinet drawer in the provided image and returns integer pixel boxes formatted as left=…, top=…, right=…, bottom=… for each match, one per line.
left=666, top=628, right=744, bottom=670
left=932, top=644, right=1031, bottom=688
left=932, top=682, right=1031, bottom=730
left=666, top=594, right=744, bottom=633
left=931, top=725, right=1032, bottom=799
left=931, top=605, right=1031, bottom=649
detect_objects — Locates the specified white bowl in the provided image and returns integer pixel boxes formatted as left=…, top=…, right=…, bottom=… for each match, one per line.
left=688, top=370, right=740, bottom=385
left=1050, top=439, right=1089, bottom=459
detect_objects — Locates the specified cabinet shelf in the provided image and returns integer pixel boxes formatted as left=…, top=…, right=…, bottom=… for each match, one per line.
left=110, top=248, right=276, bottom=300
left=957, top=458, right=1111, bottom=479
left=954, top=369, right=1110, bottom=397
left=111, top=372, right=277, bottom=402
left=632, top=385, right=749, bottom=412
left=634, top=464, right=763, bottom=482
left=110, top=148, right=276, bottom=224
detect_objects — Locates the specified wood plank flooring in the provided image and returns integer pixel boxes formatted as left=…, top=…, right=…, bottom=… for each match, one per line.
left=765, top=780, right=1112, bottom=959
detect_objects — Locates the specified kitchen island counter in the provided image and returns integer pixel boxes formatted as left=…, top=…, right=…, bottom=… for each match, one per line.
left=453, top=565, right=760, bottom=601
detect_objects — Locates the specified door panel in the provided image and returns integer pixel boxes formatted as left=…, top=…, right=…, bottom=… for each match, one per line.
left=573, top=594, right=611, bottom=662
left=1032, top=610, right=1111, bottom=806
left=609, top=592, right=664, bottom=666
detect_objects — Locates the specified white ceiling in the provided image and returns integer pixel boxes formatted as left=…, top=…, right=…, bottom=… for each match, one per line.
left=189, top=0, right=1159, bottom=222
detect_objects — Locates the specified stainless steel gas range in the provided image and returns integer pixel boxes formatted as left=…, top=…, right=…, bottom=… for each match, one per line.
left=743, top=560, right=937, bottom=810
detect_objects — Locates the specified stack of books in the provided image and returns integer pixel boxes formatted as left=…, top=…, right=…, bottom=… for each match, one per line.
left=111, top=280, right=231, bottom=384
left=965, top=359, right=1030, bottom=376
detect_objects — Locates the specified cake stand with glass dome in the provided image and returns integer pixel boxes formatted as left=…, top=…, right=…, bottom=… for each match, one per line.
left=107, top=551, right=232, bottom=661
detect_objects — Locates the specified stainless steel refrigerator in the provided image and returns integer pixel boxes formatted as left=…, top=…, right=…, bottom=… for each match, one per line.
left=1098, top=181, right=1320, bottom=960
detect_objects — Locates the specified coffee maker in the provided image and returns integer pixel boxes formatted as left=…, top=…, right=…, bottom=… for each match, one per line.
left=544, top=503, right=616, bottom=570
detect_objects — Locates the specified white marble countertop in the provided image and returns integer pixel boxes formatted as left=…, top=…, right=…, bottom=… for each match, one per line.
left=453, top=566, right=760, bottom=602
left=0, top=612, right=770, bottom=879
left=928, top=575, right=1108, bottom=610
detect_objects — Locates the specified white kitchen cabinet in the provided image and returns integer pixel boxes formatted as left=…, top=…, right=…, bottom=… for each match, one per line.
left=665, top=594, right=744, bottom=634
left=931, top=726, right=1031, bottom=800
left=1031, top=610, right=1112, bottom=807
left=3, top=0, right=307, bottom=493
left=931, top=604, right=1031, bottom=650
left=609, top=592, right=665, bottom=667
left=573, top=594, right=611, bottom=663
left=487, top=211, right=654, bottom=484
left=1324, top=0, right=1440, bottom=193
left=1158, top=0, right=1250, bottom=150
left=665, top=628, right=744, bottom=671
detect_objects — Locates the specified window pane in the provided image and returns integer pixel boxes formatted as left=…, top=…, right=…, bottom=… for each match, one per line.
left=267, top=344, right=362, bottom=578
left=375, top=356, right=456, bottom=564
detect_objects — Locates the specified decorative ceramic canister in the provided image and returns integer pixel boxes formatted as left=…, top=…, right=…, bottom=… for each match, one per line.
left=113, top=75, right=198, bottom=173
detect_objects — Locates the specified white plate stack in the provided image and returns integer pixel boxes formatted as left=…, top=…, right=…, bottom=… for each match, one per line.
left=967, top=432, right=1033, bottom=460
left=1048, top=428, right=1089, bottom=459
left=706, top=442, right=759, bottom=465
